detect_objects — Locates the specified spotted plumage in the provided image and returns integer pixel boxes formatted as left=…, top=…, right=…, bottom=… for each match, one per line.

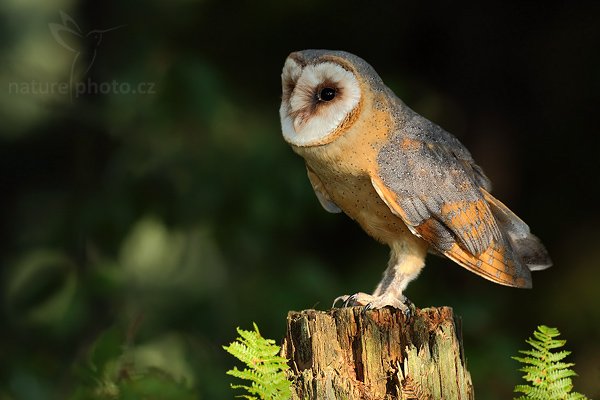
left=279, top=49, right=551, bottom=311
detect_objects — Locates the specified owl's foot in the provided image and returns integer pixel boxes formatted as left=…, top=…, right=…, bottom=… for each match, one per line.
left=333, top=292, right=413, bottom=316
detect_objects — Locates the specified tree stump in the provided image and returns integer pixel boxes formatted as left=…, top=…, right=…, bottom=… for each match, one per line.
left=281, top=306, right=474, bottom=399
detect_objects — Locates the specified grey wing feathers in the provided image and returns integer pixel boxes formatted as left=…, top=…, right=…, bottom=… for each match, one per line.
left=376, top=123, right=501, bottom=256
left=481, top=190, right=552, bottom=271
left=412, top=111, right=492, bottom=191
left=378, top=108, right=551, bottom=272
left=410, top=113, right=552, bottom=271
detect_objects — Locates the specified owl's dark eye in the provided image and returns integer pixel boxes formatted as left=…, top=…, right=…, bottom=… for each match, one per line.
left=317, top=87, right=337, bottom=102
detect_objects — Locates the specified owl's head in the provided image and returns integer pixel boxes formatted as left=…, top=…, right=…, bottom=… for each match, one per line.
left=280, top=50, right=381, bottom=147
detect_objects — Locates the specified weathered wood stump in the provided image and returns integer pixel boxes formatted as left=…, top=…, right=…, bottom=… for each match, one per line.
left=281, top=306, right=473, bottom=399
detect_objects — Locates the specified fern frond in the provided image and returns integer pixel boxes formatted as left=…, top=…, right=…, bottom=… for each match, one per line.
left=223, top=323, right=292, bottom=400
left=512, top=325, right=589, bottom=400
left=547, top=351, right=572, bottom=363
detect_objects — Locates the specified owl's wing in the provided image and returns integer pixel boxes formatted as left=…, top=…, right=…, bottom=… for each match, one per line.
left=370, top=128, right=532, bottom=288
left=306, top=166, right=342, bottom=213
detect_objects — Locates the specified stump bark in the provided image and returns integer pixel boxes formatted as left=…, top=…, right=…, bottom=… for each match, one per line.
left=281, top=306, right=473, bottom=400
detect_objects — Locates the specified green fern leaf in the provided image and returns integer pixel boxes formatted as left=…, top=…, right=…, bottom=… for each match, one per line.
left=547, top=350, right=572, bottom=363
left=513, top=325, right=590, bottom=400
left=223, top=323, right=292, bottom=400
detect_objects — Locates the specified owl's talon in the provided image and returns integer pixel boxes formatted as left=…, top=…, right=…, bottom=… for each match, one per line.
left=332, top=295, right=349, bottom=308
left=334, top=292, right=373, bottom=308
left=333, top=292, right=412, bottom=314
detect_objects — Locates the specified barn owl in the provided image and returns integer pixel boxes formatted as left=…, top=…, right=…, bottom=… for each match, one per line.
left=279, top=50, right=551, bottom=312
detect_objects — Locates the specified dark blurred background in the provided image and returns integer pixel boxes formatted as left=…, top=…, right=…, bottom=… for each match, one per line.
left=1, top=1, right=599, bottom=399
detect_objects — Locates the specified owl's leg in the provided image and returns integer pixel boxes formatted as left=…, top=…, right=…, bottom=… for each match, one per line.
left=334, top=239, right=427, bottom=313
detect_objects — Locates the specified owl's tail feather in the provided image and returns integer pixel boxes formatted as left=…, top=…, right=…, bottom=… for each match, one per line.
left=482, top=190, right=553, bottom=271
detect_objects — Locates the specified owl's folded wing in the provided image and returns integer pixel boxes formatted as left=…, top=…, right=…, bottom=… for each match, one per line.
left=370, top=135, right=532, bottom=288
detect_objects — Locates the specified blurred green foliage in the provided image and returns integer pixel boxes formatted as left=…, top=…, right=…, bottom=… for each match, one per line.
left=1, top=1, right=599, bottom=399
